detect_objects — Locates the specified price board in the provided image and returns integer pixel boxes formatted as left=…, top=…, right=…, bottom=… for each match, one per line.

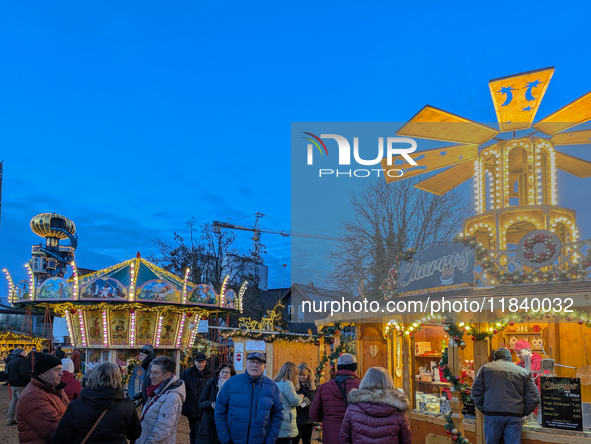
left=540, top=377, right=583, bottom=431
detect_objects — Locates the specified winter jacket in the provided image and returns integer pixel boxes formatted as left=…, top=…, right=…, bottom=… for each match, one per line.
left=71, top=351, right=81, bottom=372
left=7, top=354, right=31, bottom=387
left=309, top=369, right=360, bottom=444
left=196, top=377, right=223, bottom=444
left=16, top=377, right=70, bottom=444
left=137, top=375, right=186, bottom=444
left=140, top=352, right=157, bottom=405
left=339, top=388, right=412, bottom=444
left=472, top=348, right=540, bottom=417
left=276, top=380, right=303, bottom=438
left=60, top=371, right=82, bottom=401
left=51, top=386, right=142, bottom=444
left=180, top=365, right=211, bottom=418
left=215, top=371, right=284, bottom=444
left=54, top=349, right=66, bottom=359
left=296, top=382, right=316, bottom=425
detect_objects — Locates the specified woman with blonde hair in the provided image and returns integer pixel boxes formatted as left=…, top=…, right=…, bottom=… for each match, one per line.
left=294, top=362, right=317, bottom=444
left=274, top=361, right=304, bottom=444
left=339, top=367, right=411, bottom=444
left=51, top=362, right=142, bottom=444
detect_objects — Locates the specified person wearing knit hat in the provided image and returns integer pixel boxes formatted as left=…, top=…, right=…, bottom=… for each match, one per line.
left=512, top=339, right=543, bottom=398
left=16, top=353, right=69, bottom=443
left=60, top=358, right=82, bottom=401
left=309, top=353, right=361, bottom=444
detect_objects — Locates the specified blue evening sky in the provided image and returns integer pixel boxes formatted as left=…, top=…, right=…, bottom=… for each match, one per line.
left=1, top=1, right=591, bottom=304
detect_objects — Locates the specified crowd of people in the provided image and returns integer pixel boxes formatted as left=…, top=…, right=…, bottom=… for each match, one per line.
left=3, top=345, right=413, bottom=444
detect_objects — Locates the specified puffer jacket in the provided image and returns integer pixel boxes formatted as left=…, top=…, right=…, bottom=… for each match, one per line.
left=215, top=372, right=283, bottom=444
left=180, top=365, right=211, bottom=418
left=16, top=377, right=70, bottom=444
left=61, top=371, right=82, bottom=401
left=7, top=354, right=31, bottom=387
left=137, top=376, right=186, bottom=444
left=309, top=369, right=360, bottom=444
left=339, top=388, right=412, bottom=444
left=472, top=348, right=540, bottom=417
left=276, top=380, right=303, bottom=438
left=51, top=386, right=141, bottom=444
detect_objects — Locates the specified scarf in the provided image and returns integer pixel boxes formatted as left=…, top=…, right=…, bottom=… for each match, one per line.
left=146, top=382, right=162, bottom=398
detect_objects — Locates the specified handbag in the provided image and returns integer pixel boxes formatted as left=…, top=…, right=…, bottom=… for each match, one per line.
left=80, top=409, right=108, bottom=444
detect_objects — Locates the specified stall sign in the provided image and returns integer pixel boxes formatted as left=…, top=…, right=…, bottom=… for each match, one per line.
left=234, top=352, right=243, bottom=371
left=397, top=242, right=475, bottom=294
left=245, top=340, right=265, bottom=351
left=541, top=377, right=583, bottom=431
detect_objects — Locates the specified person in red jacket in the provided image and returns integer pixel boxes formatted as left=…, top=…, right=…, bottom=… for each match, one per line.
left=512, top=340, right=542, bottom=393
left=60, top=358, right=82, bottom=401
left=16, top=354, right=69, bottom=444
left=309, top=353, right=360, bottom=444
left=339, top=367, right=411, bottom=444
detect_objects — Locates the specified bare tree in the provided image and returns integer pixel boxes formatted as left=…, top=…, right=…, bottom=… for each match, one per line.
left=325, top=177, right=472, bottom=301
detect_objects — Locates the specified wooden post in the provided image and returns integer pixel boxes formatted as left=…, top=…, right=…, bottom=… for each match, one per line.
left=402, top=335, right=415, bottom=410
left=472, top=323, right=490, bottom=444
left=448, top=338, right=465, bottom=437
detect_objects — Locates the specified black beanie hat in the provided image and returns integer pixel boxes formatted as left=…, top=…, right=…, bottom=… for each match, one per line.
left=34, top=353, right=63, bottom=376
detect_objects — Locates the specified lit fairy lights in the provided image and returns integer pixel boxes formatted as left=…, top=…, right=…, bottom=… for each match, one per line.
left=176, top=313, right=187, bottom=348
left=238, top=281, right=248, bottom=313
left=130, top=311, right=136, bottom=348
left=102, top=310, right=109, bottom=347
left=155, top=315, right=164, bottom=347
left=219, top=275, right=230, bottom=307
left=548, top=144, right=558, bottom=205
left=473, top=160, right=484, bottom=213
left=182, top=268, right=190, bottom=304
left=79, top=311, right=87, bottom=347
left=550, top=215, right=578, bottom=241
left=65, top=310, right=75, bottom=346
left=71, top=261, right=80, bottom=299
left=24, top=263, right=35, bottom=301
left=2, top=269, right=14, bottom=305
left=188, top=314, right=199, bottom=347
left=129, top=261, right=137, bottom=302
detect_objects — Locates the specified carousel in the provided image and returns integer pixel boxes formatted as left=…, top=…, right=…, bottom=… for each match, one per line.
left=2, top=213, right=246, bottom=377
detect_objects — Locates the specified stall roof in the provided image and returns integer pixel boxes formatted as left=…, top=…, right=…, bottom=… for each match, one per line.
left=315, top=280, right=591, bottom=325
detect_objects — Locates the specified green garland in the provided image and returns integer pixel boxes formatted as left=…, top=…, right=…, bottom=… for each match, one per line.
left=220, top=329, right=316, bottom=343
left=121, top=358, right=141, bottom=385
left=443, top=411, right=471, bottom=444
left=379, top=248, right=417, bottom=299
left=439, top=324, right=471, bottom=404
left=314, top=338, right=355, bottom=384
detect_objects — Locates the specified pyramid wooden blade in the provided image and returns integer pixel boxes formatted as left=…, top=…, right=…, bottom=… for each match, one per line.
left=396, top=105, right=498, bottom=145
left=533, top=90, right=591, bottom=135
left=413, top=162, right=475, bottom=195
left=551, top=129, right=591, bottom=145
left=381, top=144, right=477, bottom=184
left=489, top=67, right=554, bottom=133
left=555, top=151, right=591, bottom=177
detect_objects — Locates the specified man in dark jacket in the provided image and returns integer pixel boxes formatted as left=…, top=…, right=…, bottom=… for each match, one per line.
left=472, top=347, right=540, bottom=444
left=215, top=352, right=283, bottom=444
left=53, top=345, right=66, bottom=360
left=137, top=345, right=156, bottom=406
left=309, top=353, right=360, bottom=444
left=3, top=349, right=14, bottom=386
left=6, top=348, right=31, bottom=426
left=180, top=352, right=211, bottom=444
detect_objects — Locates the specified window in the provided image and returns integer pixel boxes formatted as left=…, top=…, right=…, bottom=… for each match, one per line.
left=287, top=305, right=294, bottom=322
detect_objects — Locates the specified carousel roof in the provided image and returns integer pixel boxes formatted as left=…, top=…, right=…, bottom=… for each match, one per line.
left=10, top=257, right=241, bottom=311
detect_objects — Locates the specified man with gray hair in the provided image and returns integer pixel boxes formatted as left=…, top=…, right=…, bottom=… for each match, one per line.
left=309, top=353, right=360, bottom=444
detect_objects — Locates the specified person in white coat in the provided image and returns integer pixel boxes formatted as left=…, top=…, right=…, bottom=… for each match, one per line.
left=274, top=362, right=304, bottom=444
left=137, top=356, right=186, bottom=444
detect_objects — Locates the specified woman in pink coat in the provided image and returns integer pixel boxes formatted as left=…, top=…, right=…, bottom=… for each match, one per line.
left=339, top=367, right=412, bottom=444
